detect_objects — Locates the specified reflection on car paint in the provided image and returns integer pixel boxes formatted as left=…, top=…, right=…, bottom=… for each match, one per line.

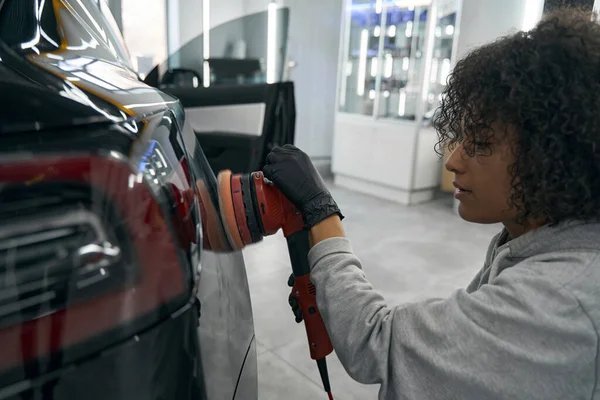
left=0, top=0, right=257, bottom=398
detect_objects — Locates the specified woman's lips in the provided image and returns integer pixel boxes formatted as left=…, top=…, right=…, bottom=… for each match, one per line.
left=453, top=181, right=472, bottom=199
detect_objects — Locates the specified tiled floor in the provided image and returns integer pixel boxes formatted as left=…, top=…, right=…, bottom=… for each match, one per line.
left=243, top=184, right=501, bottom=400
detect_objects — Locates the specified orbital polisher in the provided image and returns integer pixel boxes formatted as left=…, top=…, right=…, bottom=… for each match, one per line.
left=216, top=170, right=335, bottom=399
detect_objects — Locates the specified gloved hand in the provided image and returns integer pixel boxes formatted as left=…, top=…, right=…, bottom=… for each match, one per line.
left=287, top=273, right=303, bottom=323
left=263, top=144, right=344, bottom=228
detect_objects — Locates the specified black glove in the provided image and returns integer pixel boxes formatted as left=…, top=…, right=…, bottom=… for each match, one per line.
left=263, top=144, right=343, bottom=228
left=287, top=273, right=303, bottom=323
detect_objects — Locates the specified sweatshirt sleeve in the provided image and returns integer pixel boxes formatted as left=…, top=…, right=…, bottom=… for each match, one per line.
left=307, top=237, right=597, bottom=400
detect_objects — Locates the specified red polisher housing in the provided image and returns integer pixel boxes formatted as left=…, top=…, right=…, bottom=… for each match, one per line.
left=250, top=172, right=304, bottom=238
left=217, top=171, right=305, bottom=249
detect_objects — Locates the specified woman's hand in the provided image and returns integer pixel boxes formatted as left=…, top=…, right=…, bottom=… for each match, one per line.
left=263, top=144, right=344, bottom=229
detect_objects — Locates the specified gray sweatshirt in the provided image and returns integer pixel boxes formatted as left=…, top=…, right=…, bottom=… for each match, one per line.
left=307, top=220, right=600, bottom=400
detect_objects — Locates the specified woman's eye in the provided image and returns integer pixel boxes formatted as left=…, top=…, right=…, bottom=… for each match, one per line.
left=474, top=142, right=489, bottom=149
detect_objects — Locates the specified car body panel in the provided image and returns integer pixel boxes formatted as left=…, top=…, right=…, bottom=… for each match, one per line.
left=1, top=305, right=205, bottom=400
left=0, top=0, right=256, bottom=398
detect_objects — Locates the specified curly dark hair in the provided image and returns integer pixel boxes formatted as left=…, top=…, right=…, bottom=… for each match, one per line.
left=433, top=8, right=600, bottom=225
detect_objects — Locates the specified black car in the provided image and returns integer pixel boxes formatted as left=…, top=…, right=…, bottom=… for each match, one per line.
left=0, top=1, right=294, bottom=399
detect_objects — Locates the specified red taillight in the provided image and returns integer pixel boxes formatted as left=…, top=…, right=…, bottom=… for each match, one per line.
left=0, top=154, right=191, bottom=373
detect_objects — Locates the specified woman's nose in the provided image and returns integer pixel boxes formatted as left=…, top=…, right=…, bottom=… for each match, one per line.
left=445, top=144, right=466, bottom=174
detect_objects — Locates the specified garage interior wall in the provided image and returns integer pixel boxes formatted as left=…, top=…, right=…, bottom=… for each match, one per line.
left=107, top=0, right=168, bottom=77
left=454, top=0, right=543, bottom=61
left=123, top=0, right=168, bottom=77
left=284, top=0, right=344, bottom=174
left=106, top=0, right=122, bottom=30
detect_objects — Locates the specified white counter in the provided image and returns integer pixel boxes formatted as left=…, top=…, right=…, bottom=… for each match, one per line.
left=331, top=112, right=443, bottom=205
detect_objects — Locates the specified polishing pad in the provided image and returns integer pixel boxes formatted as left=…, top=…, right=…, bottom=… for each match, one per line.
left=196, top=179, right=231, bottom=252
left=217, top=170, right=245, bottom=250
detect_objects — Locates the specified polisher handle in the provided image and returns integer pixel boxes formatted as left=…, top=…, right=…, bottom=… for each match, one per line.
left=291, top=275, right=334, bottom=360
left=286, top=230, right=334, bottom=360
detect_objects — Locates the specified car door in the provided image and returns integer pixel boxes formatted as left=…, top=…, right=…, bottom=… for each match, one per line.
left=144, top=7, right=296, bottom=175
left=161, top=82, right=295, bottom=175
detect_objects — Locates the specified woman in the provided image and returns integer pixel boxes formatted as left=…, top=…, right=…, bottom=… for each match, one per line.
left=263, top=9, right=600, bottom=400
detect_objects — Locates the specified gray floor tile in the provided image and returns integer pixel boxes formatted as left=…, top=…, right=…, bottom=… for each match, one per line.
left=257, top=350, right=329, bottom=399
left=248, top=266, right=302, bottom=351
left=243, top=234, right=291, bottom=280
left=256, top=339, right=268, bottom=356
left=271, top=337, right=380, bottom=400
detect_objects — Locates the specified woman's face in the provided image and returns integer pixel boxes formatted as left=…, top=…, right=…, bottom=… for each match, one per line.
left=445, top=135, right=518, bottom=226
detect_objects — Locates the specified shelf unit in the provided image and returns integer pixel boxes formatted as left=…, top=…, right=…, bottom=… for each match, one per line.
left=332, top=0, right=461, bottom=205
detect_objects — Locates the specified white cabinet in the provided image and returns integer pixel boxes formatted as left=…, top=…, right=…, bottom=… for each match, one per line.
left=332, top=0, right=460, bottom=205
